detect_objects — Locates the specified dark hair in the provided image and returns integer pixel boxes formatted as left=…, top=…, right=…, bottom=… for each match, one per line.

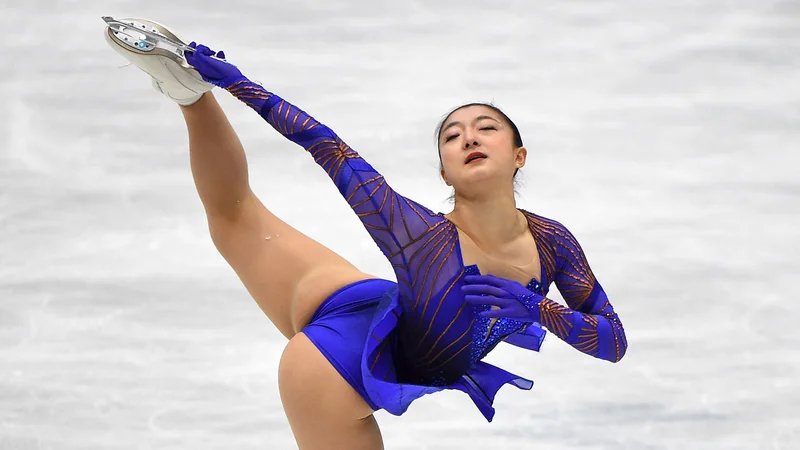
left=435, top=102, right=524, bottom=200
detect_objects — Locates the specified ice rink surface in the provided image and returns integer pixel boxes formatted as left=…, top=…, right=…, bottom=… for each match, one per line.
left=1, top=1, right=798, bottom=448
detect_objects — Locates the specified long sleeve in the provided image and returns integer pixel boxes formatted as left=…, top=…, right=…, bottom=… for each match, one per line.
left=534, top=283, right=626, bottom=362
left=526, top=218, right=628, bottom=363
left=223, top=79, right=450, bottom=283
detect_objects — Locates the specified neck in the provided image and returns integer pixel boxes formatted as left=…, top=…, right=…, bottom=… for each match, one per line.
left=447, top=188, right=526, bottom=248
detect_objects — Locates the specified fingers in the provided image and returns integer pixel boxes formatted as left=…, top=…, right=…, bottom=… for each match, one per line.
left=463, top=294, right=496, bottom=305
left=185, top=42, right=198, bottom=63
left=464, top=295, right=515, bottom=319
left=187, top=42, right=215, bottom=56
left=464, top=294, right=510, bottom=306
left=479, top=309, right=508, bottom=319
left=461, top=284, right=507, bottom=297
left=187, top=47, right=227, bottom=67
left=463, top=274, right=506, bottom=287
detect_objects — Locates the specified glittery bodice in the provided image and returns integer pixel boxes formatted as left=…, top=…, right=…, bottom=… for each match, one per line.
left=465, top=264, right=546, bottom=362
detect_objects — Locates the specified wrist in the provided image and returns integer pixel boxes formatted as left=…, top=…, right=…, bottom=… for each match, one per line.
left=220, top=75, right=253, bottom=91
left=223, top=77, right=278, bottom=113
left=517, top=291, right=543, bottom=322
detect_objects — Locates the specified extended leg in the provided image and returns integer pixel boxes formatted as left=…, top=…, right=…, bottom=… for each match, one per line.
left=103, top=20, right=384, bottom=447
left=181, top=93, right=375, bottom=337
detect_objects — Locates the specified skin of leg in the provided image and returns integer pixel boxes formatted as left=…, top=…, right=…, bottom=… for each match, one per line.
left=279, top=333, right=384, bottom=450
left=179, top=92, right=384, bottom=446
left=179, top=92, right=375, bottom=337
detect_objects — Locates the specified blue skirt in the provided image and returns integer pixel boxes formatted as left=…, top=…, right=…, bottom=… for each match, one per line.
left=302, top=278, right=534, bottom=421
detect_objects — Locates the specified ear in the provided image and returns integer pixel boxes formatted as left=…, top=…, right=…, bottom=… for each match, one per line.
left=440, top=168, right=452, bottom=186
left=514, top=146, right=527, bottom=169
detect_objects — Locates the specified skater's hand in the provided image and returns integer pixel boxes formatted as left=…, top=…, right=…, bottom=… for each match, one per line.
left=185, top=42, right=246, bottom=89
left=461, top=274, right=543, bottom=322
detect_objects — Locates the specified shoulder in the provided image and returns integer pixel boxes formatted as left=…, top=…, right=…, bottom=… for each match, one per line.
left=520, top=209, right=586, bottom=255
left=520, top=209, right=574, bottom=240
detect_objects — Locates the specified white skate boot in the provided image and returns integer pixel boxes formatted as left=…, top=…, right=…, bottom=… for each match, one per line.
left=102, top=16, right=213, bottom=106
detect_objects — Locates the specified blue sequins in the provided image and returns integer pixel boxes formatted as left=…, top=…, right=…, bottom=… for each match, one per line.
left=517, top=290, right=541, bottom=312
left=464, top=264, right=544, bottom=362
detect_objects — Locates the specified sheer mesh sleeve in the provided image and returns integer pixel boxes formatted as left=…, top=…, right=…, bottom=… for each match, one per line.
left=526, top=215, right=628, bottom=363
left=225, top=80, right=447, bottom=260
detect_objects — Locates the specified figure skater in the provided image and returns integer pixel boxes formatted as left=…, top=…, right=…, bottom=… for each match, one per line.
left=103, top=18, right=627, bottom=450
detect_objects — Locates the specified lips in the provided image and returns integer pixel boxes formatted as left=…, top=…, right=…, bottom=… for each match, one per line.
left=465, top=152, right=487, bottom=164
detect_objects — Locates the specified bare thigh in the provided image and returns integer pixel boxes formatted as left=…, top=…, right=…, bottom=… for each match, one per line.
left=183, top=93, right=383, bottom=447
left=279, top=333, right=383, bottom=450
left=216, top=205, right=385, bottom=449
left=209, top=193, right=376, bottom=338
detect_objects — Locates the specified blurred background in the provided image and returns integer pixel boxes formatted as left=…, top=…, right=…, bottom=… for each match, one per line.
left=1, top=1, right=798, bottom=449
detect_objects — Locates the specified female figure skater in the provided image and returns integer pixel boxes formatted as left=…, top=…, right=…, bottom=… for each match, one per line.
left=104, top=18, right=627, bottom=450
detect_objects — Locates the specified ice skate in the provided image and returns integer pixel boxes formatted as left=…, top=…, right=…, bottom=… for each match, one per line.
left=102, top=16, right=213, bottom=106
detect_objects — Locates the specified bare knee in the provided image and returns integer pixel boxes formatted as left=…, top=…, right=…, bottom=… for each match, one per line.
left=279, top=334, right=382, bottom=450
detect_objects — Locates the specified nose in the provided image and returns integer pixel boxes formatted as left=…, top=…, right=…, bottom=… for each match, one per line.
left=463, top=137, right=480, bottom=149
left=462, top=127, right=480, bottom=149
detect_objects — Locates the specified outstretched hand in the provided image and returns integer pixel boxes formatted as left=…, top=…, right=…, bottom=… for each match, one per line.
left=462, top=274, right=543, bottom=322
left=184, top=42, right=246, bottom=89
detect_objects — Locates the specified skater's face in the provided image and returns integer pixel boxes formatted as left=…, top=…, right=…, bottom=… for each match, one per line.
left=437, top=104, right=525, bottom=195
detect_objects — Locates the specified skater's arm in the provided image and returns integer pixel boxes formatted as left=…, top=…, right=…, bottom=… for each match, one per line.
left=184, top=45, right=444, bottom=262
left=523, top=285, right=626, bottom=362
left=463, top=221, right=627, bottom=362
left=230, top=80, right=444, bottom=261
left=465, top=276, right=626, bottom=362
left=545, top=222, right=627, bottom=362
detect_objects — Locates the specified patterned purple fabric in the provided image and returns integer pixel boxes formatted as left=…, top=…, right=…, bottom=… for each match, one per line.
left=219, top=78, right=627, bottom=420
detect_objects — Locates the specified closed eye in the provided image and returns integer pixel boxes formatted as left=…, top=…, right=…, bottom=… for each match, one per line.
left=479, top=126, right=496, bottom=131
left=444, top=133, right=460, bottom=142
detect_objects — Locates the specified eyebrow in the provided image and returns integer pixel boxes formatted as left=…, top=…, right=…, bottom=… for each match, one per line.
left=441, top=115, right=501, bottom=135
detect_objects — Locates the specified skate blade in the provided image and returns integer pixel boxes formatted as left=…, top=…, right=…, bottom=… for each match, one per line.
left=101, top=16, right=223, bottom=61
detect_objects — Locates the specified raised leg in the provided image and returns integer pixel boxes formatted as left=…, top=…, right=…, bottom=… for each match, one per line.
left=104, top=18, right=385, bottom=448
left=180, top=92, right=376, bottom=338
